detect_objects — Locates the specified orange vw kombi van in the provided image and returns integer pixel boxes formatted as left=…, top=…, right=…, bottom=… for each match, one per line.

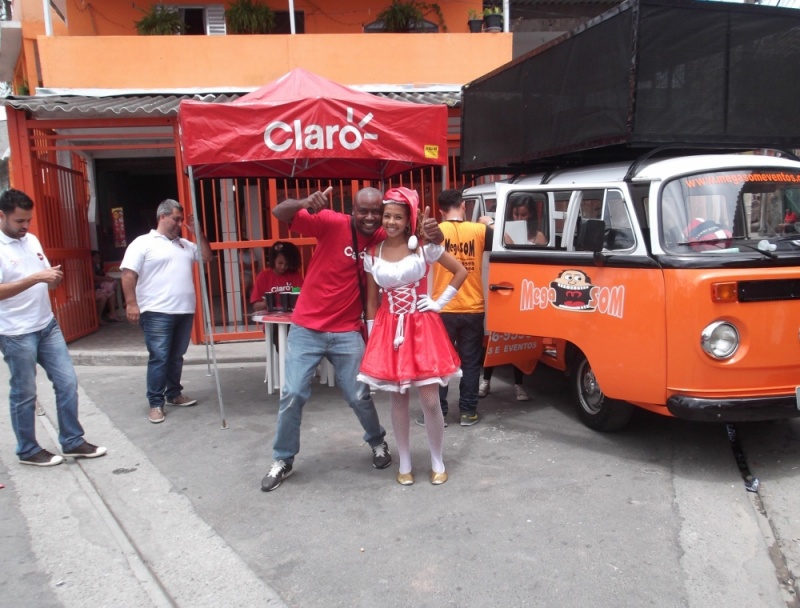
left=484, top=152, right=800, bottom=431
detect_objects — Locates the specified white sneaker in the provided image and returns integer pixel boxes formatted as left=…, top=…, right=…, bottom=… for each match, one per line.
left=478, top=379, right=490, bottom=398
left=514, top=384, right=530, bottom=401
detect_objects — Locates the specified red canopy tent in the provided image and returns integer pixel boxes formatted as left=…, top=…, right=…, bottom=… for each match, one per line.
left=178, top=68, right=448, bottom=180
left=176, top=69, right=449, bottom=427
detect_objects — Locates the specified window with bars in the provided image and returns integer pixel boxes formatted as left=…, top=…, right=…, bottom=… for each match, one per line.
left=175, top=5, right=227, bottom=35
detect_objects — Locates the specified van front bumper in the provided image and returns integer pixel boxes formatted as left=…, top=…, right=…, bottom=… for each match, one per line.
left=667, top=394, right=800, bottom=422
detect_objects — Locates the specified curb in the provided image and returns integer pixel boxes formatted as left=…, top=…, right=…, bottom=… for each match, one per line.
left=69, top=351, right=265, bottom=367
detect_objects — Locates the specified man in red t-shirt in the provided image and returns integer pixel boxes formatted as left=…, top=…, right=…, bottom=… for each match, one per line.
left=262, top=186, right=442, bottom=492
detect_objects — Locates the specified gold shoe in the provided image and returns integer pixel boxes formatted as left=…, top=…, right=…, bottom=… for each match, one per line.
left=430, top=470, right=448, bottom=485
left=396, top=472, right=414, bottom=486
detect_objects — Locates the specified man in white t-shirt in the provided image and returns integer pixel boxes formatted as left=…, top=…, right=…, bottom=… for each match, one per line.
left=0, top=188, right=107, bottom=466
left=120, top=199, right=212, bottom=424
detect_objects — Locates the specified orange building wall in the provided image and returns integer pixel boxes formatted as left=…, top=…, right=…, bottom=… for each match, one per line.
left=37, top=33, right=512, bottom=89
left=63, top=0, right=485, bottom=36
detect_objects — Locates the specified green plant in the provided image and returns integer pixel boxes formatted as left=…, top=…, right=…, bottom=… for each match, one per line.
left=483, top=5, right=502, bottom=16
left=468, top=9, right=481, bottom=20
left=377, top=0, right=447, bottom=33
left=225, top=0, right=275, bottom=34
left=134, top=4, right=186, bottom=35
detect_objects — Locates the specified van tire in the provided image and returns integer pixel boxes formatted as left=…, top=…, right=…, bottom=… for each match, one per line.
left=569, top=353, right=633, bottom=432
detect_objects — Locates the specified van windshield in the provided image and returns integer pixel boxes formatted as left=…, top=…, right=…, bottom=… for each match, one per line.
left=660, top=168, right=800, bottom=254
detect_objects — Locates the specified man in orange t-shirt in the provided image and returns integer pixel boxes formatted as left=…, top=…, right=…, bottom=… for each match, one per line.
left=429, top=189, right=493, bottom=427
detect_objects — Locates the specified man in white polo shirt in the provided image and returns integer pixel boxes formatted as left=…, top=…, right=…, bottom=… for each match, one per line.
left=120, top=199, right=212, bottom=424
left=0, top=188, right=107, bottom=466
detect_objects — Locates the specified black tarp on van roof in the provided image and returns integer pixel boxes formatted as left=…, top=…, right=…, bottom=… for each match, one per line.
left=460, top=0, right=800, bottom=175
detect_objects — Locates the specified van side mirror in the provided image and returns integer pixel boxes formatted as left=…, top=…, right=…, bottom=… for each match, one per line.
left=576, top=218, right=605, bottom=252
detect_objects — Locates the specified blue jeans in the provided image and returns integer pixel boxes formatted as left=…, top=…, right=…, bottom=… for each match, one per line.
left=273, top=324, right=386, bottom=465
left=0, top=318, right=85, bottom=459
left=439, top=312, right=485, bottom=415
left=139, top=312, right=194, bottom=408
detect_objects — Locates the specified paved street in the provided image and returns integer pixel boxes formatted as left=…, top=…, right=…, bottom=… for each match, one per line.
left=1, top=323, right=800, bottom=607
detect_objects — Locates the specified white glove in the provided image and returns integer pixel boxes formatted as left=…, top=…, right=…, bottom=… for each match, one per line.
left=417, top=285, right=458, bottom=313
left=367, top=319, right=374, bottom=337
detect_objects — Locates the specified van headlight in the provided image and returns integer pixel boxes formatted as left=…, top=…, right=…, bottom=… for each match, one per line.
left=700, top=321, right=739, bottom=359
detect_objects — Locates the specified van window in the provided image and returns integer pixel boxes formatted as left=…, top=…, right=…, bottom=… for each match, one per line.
left=580, top=194, right=603, bottom=220
left=603, top=190, right=635, bottom=250
left=501, top=188, right=637, bottom=252
left=464, top=198, right=476, bottom=222
left=660, top=168, right=800, bottom=253
left=553, top=192, right=571, bottom=246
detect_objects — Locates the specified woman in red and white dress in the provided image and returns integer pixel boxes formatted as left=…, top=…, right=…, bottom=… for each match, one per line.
left=358, top=188, right=467, bottom=486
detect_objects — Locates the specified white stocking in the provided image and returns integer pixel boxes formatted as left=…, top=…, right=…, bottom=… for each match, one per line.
left=419, top=384, right=445, bottom=474
left=390, top=391, right=412, bottom=474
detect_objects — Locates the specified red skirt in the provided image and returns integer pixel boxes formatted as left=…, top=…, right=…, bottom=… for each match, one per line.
left=358, top=307, right=461, bottom=394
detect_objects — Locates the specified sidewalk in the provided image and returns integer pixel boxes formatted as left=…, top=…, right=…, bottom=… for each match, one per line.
left=67, top=321, right=265, bottom=367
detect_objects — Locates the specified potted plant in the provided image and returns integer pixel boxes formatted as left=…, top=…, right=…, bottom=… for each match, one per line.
left=134, top=4, right=186, bottom=35
left=376, top=0, right=447, bottom=33
left=483, top=5, right=503, bottom=32
left=225, top=0, right=275, bottom=34
left=467, top=9, right=483, bottom=33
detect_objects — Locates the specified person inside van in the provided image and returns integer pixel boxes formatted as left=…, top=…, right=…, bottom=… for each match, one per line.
left=504, top=196, right=547, bottom=245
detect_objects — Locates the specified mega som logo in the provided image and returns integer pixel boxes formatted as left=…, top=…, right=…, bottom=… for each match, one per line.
left=264, top=107, right=378, bottom=152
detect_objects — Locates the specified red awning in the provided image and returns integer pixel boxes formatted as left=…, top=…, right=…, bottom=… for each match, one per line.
left=178, top=69, right=448, bottom=180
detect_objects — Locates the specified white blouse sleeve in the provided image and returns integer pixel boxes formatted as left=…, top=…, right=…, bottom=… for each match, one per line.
left=422, top=243, right=445, bottom=264
left=363, top=250, right=375, bottom=274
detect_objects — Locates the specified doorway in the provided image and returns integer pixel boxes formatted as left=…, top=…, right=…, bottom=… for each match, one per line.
left=94, top=157, right=178, bottom=266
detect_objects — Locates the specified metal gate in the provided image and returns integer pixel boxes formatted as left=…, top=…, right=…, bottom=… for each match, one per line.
left=196, top=162, right=455, bottom=342
left=32, top=157, right=95, bottom=342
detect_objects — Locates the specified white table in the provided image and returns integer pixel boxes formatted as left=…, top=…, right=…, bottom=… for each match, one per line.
left=254, top=312, right=293, bottom=394
left=253, top=313, right=336, bottom=394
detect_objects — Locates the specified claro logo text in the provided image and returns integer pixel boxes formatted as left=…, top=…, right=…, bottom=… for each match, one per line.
left=264, top=107, right=378, bottom=152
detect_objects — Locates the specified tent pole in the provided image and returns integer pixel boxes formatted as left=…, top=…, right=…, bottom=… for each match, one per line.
left=188, top=166, right=228, bottom=430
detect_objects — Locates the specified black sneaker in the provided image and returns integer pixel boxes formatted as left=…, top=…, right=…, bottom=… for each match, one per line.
left=20, top=449, right=64, bottom=467
left=414, top=416, right=448, bottom=428
left=261, top=460, right=293, bottom=492
left=371, top=442, right=392, bottom=469
left=63, top=441, right=108, bottom=459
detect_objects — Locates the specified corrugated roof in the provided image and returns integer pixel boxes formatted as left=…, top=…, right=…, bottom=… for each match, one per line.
left=377, top=90, right=461, bottom=107
left=1, top=93, right=237, bottom=119
left=0, top=90, right=461, bottom=120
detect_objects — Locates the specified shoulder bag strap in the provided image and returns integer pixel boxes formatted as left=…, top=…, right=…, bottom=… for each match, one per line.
left=351, top=218, right=367, bottom=319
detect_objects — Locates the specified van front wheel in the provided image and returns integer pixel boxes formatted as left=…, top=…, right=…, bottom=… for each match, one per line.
left=569, top=353, right=633, bottom=432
